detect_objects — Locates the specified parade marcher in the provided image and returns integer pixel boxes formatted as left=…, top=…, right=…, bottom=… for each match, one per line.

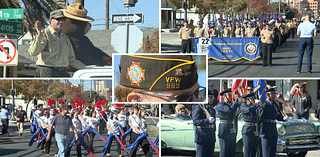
left=80, top=108, right=89, bottom=146
left=85, top=110, right=100, bottom=152
left=216, top=89, right=240, bottom=157
left=65, top=109, right=82, bottom=157
left=175, top=104, right=192, bottom=120
left=194, top=21, right=205, bottom=38
left=274, top=87, right=285, bottom=112
left=115, top=55, right=203, bottom=102
left=217, top=82, right=228, bottom=102
left=207, top=21, right=220, bottom=38
left=44, top=108, right=58, bottom=156
left=28, top=10, right=87, bottom=77
left=259, top=88, right=284, bottom=157
left=245, top=21, right=257, bottom=37
left=192, top=104, right=216, bottom=157
left=106, top=111, right=122, bottom=157
left=241, top=93, right=260, bottom=157
left=14, top=105, right=27, bottom=136
left=291, top=83, right=312, bottom=119
left=128, top=107, right=152, bottom=157
left=260, top=24, right=274, bottom=67
left=118, top=108, right=128, bottom=145
left=296, top=15, right=317, bottom=73
left=178, top=20, right=193, bottom=53
left=38, top=110, right=48, bottom=153
left=222, top=21, right=231, bottom=37
left=234, top=21, right=244, bottom=37
left=1, top=105, right=10, bottom=134
left=46, top=105, right=78, bottom=157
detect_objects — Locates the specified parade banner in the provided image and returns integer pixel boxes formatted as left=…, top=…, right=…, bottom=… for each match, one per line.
left=194, top=37, right=260, bottom=62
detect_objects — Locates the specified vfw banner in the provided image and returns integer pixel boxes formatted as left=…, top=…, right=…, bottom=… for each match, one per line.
left=194, top=37, right=260, bottom=62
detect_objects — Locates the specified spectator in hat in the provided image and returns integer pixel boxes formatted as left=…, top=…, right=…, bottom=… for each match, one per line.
left=194, top=21, right=205, bottom=37
left=175, top=104, right=191, bottom=120
left=114, top=55, right=204, bottom=102
left=28, top=9, right=88, bottom=77
left=291, top=83, right=312, bottom=119
left=178, top=20, right=193, bottom=53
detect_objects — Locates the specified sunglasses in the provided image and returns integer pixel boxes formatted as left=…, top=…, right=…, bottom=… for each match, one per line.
left=247, top=89, right=253, bottom=91
left=138, top=86, right=206, bottom=102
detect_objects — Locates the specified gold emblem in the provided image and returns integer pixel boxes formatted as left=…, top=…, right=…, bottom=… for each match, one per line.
left=175, top=69, right=183, bottom=76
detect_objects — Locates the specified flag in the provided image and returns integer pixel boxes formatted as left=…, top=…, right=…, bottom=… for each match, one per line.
left=260, top=13, right=263, bottom=30
left=121, top=128, right=132, bottom=140
left=273, top=13, right=276, bottom=20
left=103, top=133, right=115, bottom=157
left=253, top=79, right=267, bottom=107
left=279, top=14, right=282, bottom=20
left=220, top=9, right=224, bottom=34
left=232, top=79, right=248, bottom=100
left=242, top=14, right=245, bottom=22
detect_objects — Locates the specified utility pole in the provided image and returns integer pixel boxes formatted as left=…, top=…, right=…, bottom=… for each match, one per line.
left=106, top=0, right=109, bottom=30
left=247, top=0, right=249, bottom=19
left=11, top=80, right=15, bottom=119
left=279, top=0, right=281, bottom=14
left=183, top=0, right=188, bottom=21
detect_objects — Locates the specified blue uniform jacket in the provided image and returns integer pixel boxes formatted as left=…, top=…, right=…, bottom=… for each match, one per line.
left=176, top=113, right=192, bottom=120
left=259, top=100, right=283, bottom=137
left=216, top=102, right=240, bottom=137
left=193, top=105, right=216, bottom=144
left=241, top=103, right=259, bottom=135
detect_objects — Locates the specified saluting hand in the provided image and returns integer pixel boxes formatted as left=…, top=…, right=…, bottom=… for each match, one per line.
left=35, top=20, right=44, bottom=36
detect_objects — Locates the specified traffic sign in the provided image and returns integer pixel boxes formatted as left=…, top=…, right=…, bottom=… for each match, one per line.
left=0, top=39, right=18, bottom=66
left=0, top=9, right=23, bottom=20
left=112, top=13, right=144, bottom=24
left=0, top=21, right=24, bottom=36
left=111, top=25, right=143, bottom=54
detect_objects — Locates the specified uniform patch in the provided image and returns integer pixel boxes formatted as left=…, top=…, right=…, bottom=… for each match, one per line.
left=127, top=62, right=145, bottom=86
left=244, top=43, right=257, bottom=55
left=175, top=69, right=183, bottom=76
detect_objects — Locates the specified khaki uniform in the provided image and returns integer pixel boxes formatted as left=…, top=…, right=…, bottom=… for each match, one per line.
left=178, top=27, right=193, bottom=53
left=234, top=27, right=243, bottom=37
left=208, top=27, right=219, bottom=37
left=194, top=27, right=205, bottom=37
left=245, top=27, right=257, bottom=37
left=223, top=26, right=231, bottom=37
left=261, top=29, right=274, bottom=66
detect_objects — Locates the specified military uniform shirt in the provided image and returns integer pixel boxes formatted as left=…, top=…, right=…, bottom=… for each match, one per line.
left=223, top=27, right=231, bottom=37
left=28, top=26, right=86, bottom=69
left=245, top=27, right=257, bottom=37
left=235, top=27, right=243, bottom=37
left=194, top=27, right=205, bottom=37
left=261, top=29, right=274, bottom=44
left=178, top=27, right=193, bottom=40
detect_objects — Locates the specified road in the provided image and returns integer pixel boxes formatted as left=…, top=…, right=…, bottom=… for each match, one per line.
left=161, top=149, right=320, bottom=157
left=0, top=117, right=159, bottom=157
left=161, top=32, right=320, bottom=77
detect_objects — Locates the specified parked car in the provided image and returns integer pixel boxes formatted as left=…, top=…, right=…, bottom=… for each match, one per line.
left=161, top=114, right=320, bottom=157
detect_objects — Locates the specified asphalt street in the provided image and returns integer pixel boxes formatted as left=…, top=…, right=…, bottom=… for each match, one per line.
left=0, top=117, right=159, bottom=157
left=161, top=31, right=320, bottom=77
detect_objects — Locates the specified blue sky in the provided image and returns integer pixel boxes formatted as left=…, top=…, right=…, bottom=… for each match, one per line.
left=71, top=0, right=159, bottom=30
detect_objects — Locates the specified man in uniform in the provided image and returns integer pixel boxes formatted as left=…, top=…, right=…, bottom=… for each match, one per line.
left=178, top=20, right=193, bottom=53
left=245, top=21, right=257, bottom=37
left=28, top=10, right=87, bottom=77
left=260, top=24, right=274, bottom=67
left=194, top=21, right=205, bottom=38
left=259, top=88, right=284, bottom=157
left=222, top=21, right=231, bottom=37
left=296, top=14, right=317, bottom=73
left=207, top=21, right=220, bottom=38
left=114, top=55, right=205, bottom=103
left=193, top=104, right=216, bottom=157
left=240, top=93, right=260, bottom=157
left=234, top=21, right=244, bottom=37
left=216, top=89, right=240, bottom=157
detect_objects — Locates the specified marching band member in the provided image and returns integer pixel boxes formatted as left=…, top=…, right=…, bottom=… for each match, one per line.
left=85, top=110, right=100, bottom=152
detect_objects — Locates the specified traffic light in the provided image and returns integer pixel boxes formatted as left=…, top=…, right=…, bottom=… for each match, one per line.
left=124, top=0, right=138, bottom=7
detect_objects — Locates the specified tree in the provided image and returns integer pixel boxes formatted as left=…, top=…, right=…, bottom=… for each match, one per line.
left=144, top=29, right=159, bottom=53
left=65, top=83, right=88, bottom=104
left=271, top=2, right=296, bottom=20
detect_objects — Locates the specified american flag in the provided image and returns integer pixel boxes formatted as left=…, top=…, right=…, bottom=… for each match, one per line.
left=232, top=79, right=248, bottom=100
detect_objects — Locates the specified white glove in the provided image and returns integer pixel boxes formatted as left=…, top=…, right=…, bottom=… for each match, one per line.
left=209, top=117, right=215, bottom=123
left=85, top=65, right=98, bottom=69
left=284, top=115, right=289, bottom=121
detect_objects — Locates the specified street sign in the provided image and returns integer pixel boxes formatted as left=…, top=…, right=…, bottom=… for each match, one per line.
left=0, top=39, right=18, bottom=66
left=0, top=21, right=24, bottom=36
left=0, top=9, right=23, bottom=20
left=112, top=13, right=144, bottom=24
left=111, top=25, right=143, bottom=54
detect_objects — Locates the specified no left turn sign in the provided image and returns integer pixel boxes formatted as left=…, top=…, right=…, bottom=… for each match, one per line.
left=0, top=39, right=18, bottom=65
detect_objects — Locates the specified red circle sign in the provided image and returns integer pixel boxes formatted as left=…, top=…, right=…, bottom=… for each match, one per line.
left=0, top=39, right=17, bottom=64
